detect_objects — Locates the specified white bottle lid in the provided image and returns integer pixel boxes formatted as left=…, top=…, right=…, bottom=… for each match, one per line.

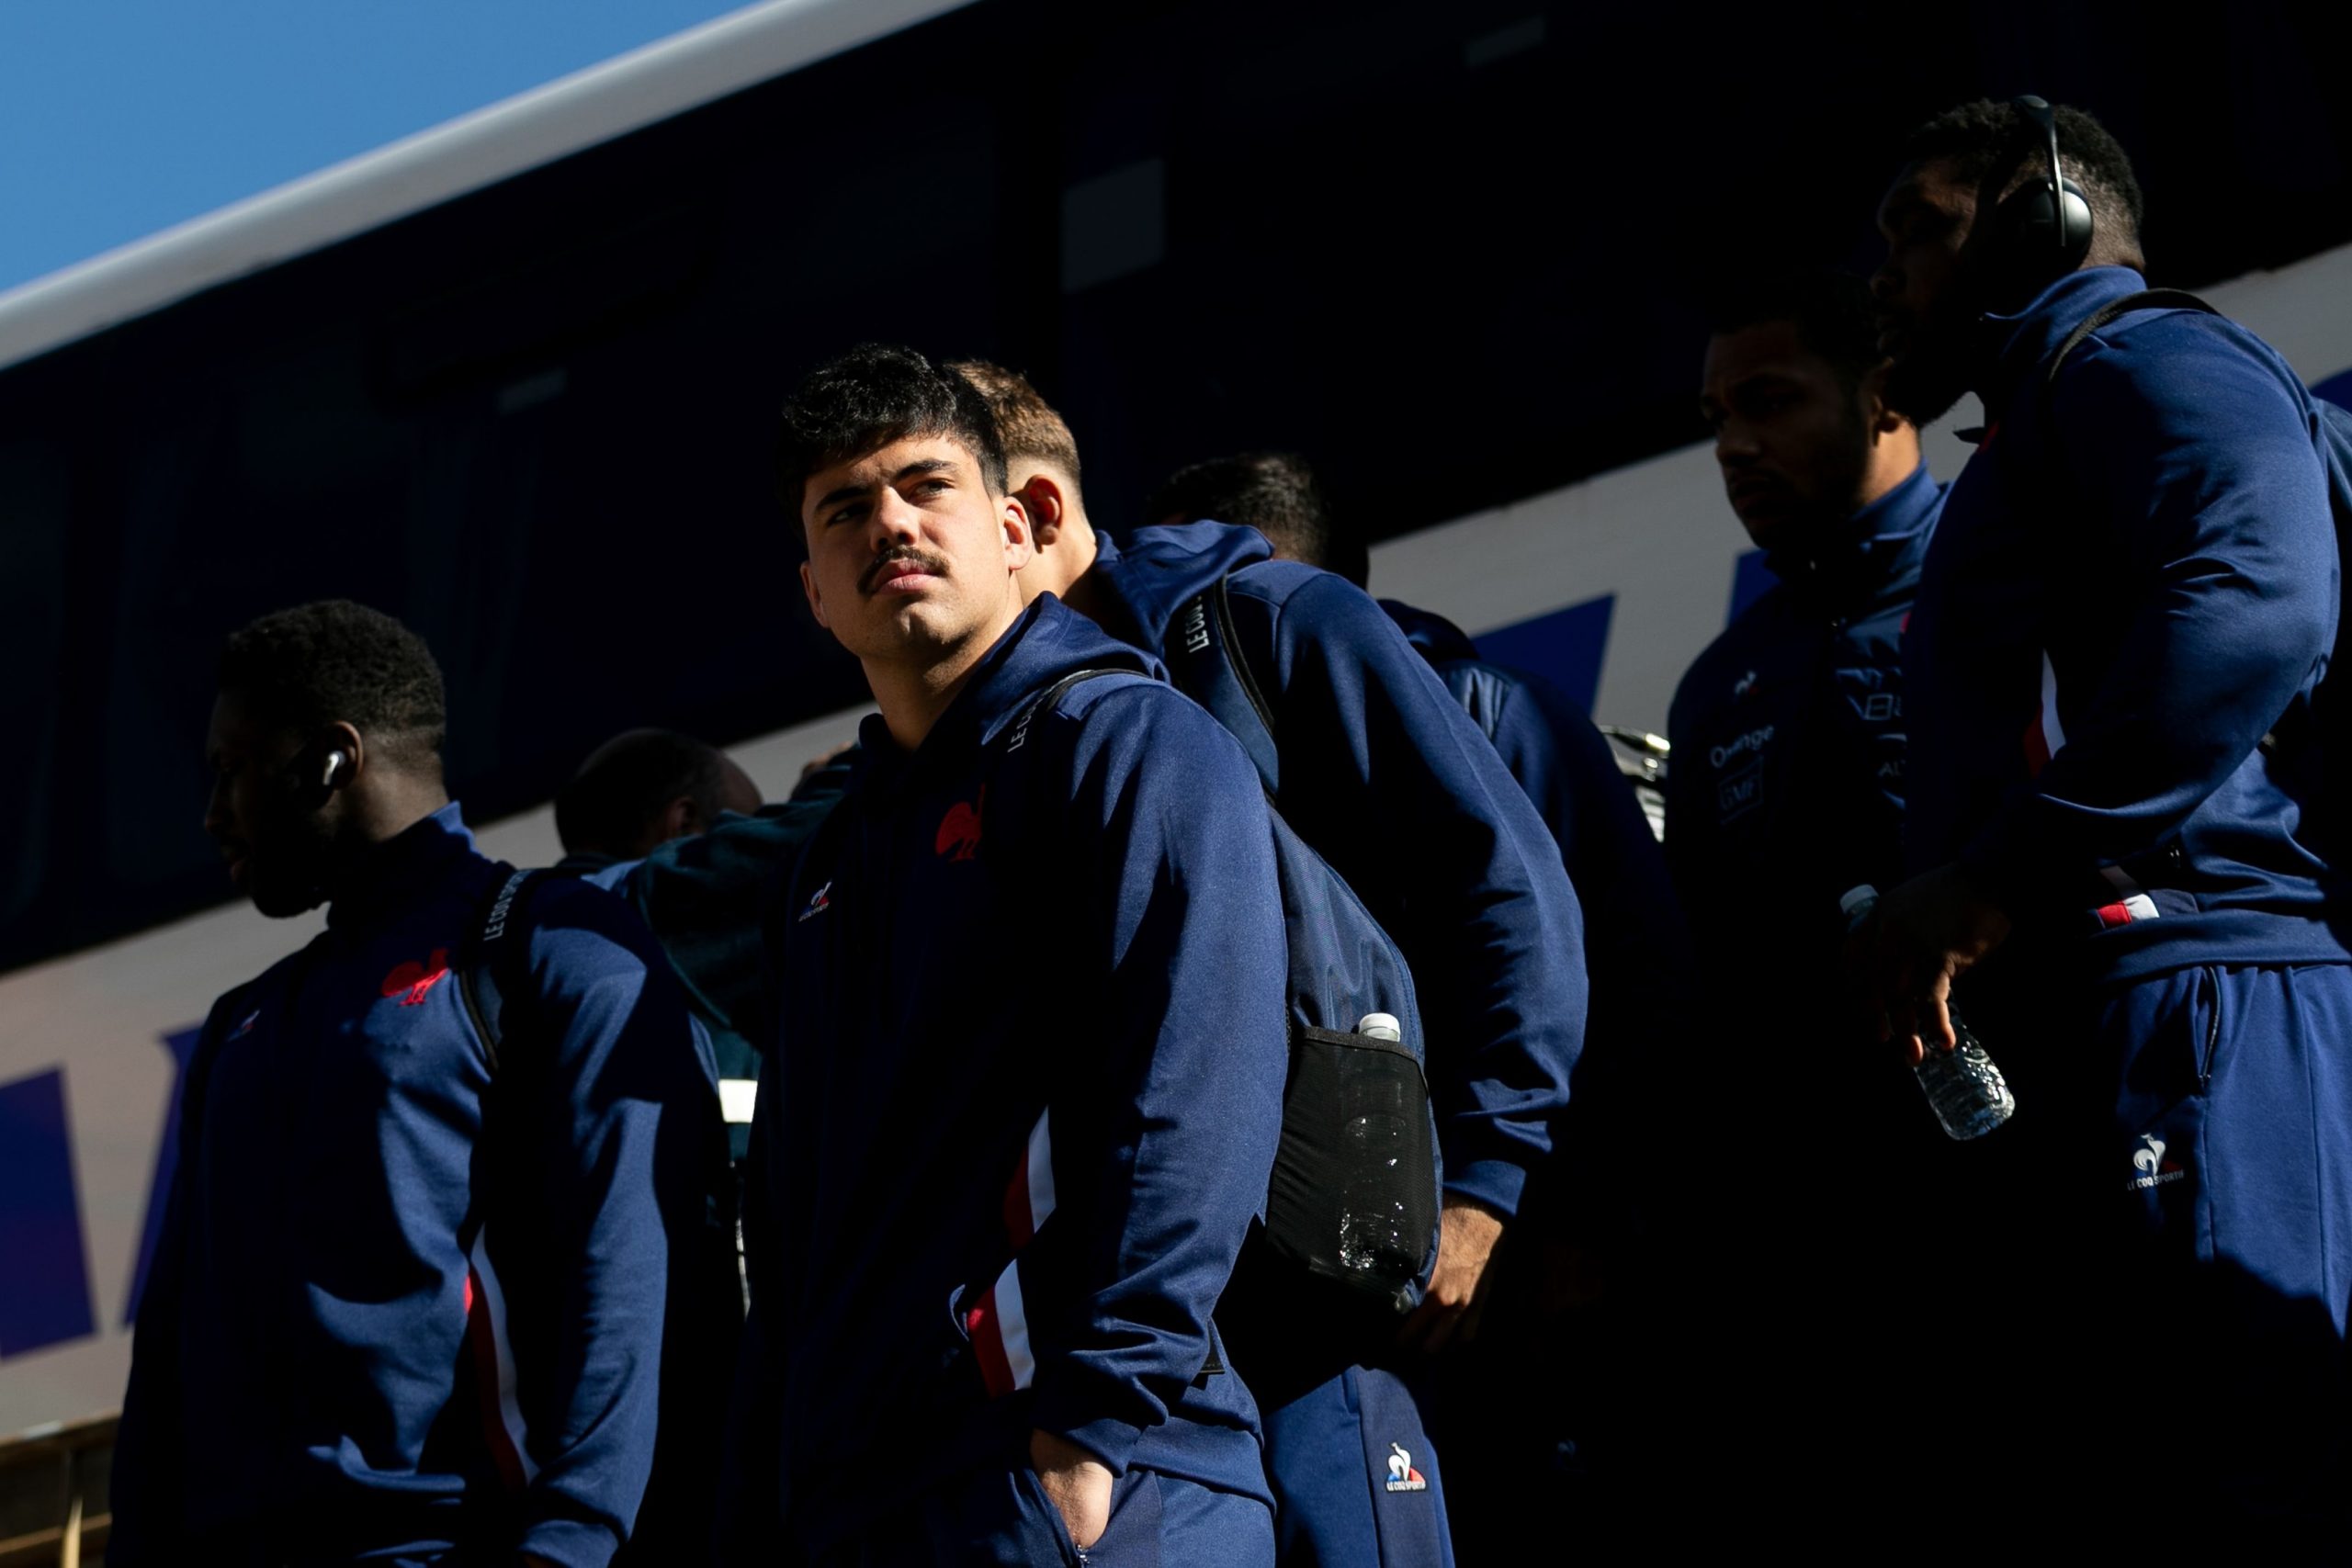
left=1358, top=1012, right=1402, bottom=1042
left=1838, top=885, right=1879, bottom=918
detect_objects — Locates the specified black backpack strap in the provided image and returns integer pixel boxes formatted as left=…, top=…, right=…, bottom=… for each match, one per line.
left=1165, top=577, right=1283, bottom=800
left=457, top=863, right=546, bottom=1077
left=2047, top=288, right=2222, bottom=385
left=991, top=667, right=1131, bottom=762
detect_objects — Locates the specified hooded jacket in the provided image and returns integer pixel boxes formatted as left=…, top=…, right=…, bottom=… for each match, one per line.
left=1906, top=265, right=2347, bottom=983
left=111, top=805, right=710, bottom=1568
left=738, top=596, right=1288, bottom=1551
left=1087, top=525, right=1588, bottom=1219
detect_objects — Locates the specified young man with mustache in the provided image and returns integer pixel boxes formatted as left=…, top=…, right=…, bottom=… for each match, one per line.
left=727, top=345, right=1288, bottom=1563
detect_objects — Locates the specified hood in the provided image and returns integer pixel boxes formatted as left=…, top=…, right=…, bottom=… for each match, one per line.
left=1088, top=521, right=1274, bottom=653
left=1379, top=599, right=1480, bottom=664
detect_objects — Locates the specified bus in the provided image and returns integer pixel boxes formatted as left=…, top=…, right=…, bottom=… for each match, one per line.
left=6, top=0, right=2352, bottom=1447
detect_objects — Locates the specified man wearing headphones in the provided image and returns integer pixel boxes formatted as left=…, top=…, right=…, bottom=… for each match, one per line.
left=1862, top=98, right=2350, bottom=1518
left=112, top=601, right=718, bottom=1566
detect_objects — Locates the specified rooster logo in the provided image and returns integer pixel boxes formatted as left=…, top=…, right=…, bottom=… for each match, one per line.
left=1384, top=1441, right=1427, bottom=1493
left=379, top=949, right=450, bottom=1008
left=935, top=794, right=984, bottom=862
left=2133, top=1134, right=2166, bottom=1177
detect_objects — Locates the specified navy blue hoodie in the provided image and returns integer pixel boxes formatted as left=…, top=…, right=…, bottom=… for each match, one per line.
left=737, top=597, right=1288, bottom=1551
left=1088, top=525, right=1588, bottom=1218
left=1906, top=266, right=2347, bottom=982
left=1668, top=462, right=1943, bottom=998
left=111, top=805, right=712, bottom=1568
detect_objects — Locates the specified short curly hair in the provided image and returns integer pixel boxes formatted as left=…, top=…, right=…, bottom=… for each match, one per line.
left=218, top=600, right=447, bottom=765
left=776, top=344, right=1008, bottom=516
left=1706, top=271, right=1884, bottom=390
left=1147, top=452, right=1366, bottom=590
left=1901, top=97, right=2143, bottom=254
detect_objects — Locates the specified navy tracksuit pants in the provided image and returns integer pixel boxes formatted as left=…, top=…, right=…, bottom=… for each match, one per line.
left=1264, top=1367, right=1453, bottom=1566
left=1931, top=961, right=2352, bottom=1528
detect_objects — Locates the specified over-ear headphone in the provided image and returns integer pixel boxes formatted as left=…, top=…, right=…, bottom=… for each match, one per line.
left=1987, top=95, right=2095, bottom=303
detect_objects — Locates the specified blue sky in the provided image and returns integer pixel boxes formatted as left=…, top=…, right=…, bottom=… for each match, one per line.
left=0, top=1, right=757, bottom=294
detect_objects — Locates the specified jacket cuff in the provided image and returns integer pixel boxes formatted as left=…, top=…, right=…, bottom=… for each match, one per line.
left=1441, top=1156, right=1529, bottom=1221
left=1030, top=1408, right=1148, bottom=1476
left=517, top=1516, right=623, bottom=1568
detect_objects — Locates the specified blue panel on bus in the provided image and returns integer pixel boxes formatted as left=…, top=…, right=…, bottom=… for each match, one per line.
left=124, top=1024, right=207, bottom=1326
left=2313, top=368, right=2352, bottom=413
left=0, top=1068, right=96, bottom=1358
left=1727, top=548, right=1776, bottom=625
left=1472, top=594, right=1615, bottom=715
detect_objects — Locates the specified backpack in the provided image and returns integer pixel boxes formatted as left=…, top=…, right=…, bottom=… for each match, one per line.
left=456, top=864, right=741, bottom=1566
left=987, top=659, right=1443, bottom=1402
left=2043, top=289, right=2352, bottom=858
left=1168, top=579, right=1453, bottom=1382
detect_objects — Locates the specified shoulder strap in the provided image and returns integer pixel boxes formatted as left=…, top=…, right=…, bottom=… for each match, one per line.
left=2047, top=288, right=2222, bottom=386
left=978, top=667, right=1131, bottom=868
left=1166, top=575, right=1283, bottom=800
left=991, top=667, right=1129, bottom=763
left=457, top=863, right=545, bottom=1077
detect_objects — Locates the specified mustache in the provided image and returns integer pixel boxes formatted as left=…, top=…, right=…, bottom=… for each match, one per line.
left=859, top=546, right=951, bottom=595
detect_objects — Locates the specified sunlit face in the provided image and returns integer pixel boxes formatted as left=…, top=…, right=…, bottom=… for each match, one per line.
left=1871, top=160, right=1980, bottom=423
left=797, top=434, right=1032, bottom=669
left=1699, top=321, right=1873, bottom=552
left=204, top=689, right=336, bottom=918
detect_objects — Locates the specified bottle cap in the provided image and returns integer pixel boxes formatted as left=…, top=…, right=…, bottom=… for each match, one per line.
left=1838, top=885, right=1879, bottom=918
left=1357, top=1012, right=1402, bottom=1042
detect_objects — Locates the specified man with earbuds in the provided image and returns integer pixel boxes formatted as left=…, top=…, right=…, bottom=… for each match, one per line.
left=1861, top=98, right=2351, bottom=1520
left=112, top=600, right=718, bottom=1566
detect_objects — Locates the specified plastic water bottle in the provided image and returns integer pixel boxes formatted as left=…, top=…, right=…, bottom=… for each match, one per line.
left=1339, top=1012, right=1415, bottom=1274
left=1841, top=886, right=2017, bottom=1140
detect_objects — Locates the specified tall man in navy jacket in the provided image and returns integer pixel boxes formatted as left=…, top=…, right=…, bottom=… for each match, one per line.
left=113, top=601, right=715, bottom=1567
left=1864, top=98, right=2351, bottom=1517
left=956, top=364, right=1587, bottom=1564
left=730, top=345, right=1288, bottom=1562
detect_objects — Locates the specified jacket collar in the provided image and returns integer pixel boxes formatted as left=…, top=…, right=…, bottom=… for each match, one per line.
left=1972, top=265, right=2151, bottom=420
left=1761, top=460, right=1941, bottom=611
left=326, top=801, right=476, bottom=931
left=854, top=594, right=1160, bottom=782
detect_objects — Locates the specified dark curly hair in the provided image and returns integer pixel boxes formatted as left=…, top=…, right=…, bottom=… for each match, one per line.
left=1706, top=271, right=1885, bottom=391
left=218, top=600, right=447, bottom=766
left=1146, top=452, right=1365, bottom=590
left=776, top=344, right=1008, bottom=516
left=1901, top=97, right=2143, bottom=258
left=555, top=728, right=730, bottom=859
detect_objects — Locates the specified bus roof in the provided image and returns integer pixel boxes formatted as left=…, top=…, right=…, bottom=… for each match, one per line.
left=0, top=0, right=970, bottom=374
